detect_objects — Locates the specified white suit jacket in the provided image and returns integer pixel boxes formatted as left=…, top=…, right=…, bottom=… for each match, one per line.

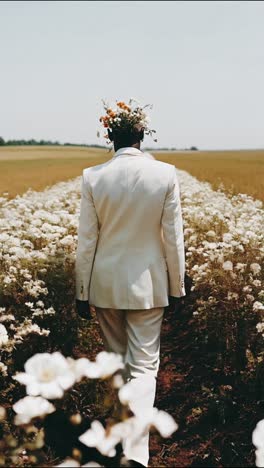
left=75, top=147, right=186, bottom=309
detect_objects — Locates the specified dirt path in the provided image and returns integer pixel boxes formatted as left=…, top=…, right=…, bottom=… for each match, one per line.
left=71, top=298, right=261, bottom=467
left=149, top=307, right=259, bottom=467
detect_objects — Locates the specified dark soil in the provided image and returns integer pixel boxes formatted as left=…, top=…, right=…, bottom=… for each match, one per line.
left=149, top=306, right=261, bottom=467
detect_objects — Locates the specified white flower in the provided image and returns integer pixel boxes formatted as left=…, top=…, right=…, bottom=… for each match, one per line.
left=13, top=396, right=55, bottom=425
left=253, top=302, right=264, bottom=312
left=222, top=261, right=233, bottom=271
left=82, top=463, right=102, bottom=467
left=56, top=459, right=80, bottom=467
left=118, top=375, right=178, bottom=437
left=0, top=324, right=8, bottom=346
left=227, top=292, right=239, bottom=301
left=252, top=280, right=262, bottom=288
left=84, top=351, right=125, bottom=379
left=223, top=233, right=232, bottom=243
left=206, top=242, right=217, bottom=250
left=253, top=419, right=264, bottom=468
left=246, top=294, right=255, bottom=303
left=110, top=408, right=178, bottom=458
left=0, top=407, right=6, bottom=421
left=45, top=306, right=56, bottom=315
left=206, top=230, right=216, bottom=238
left=112, top=374, right=124, bottom=389
left=13, top=352, right=76, bottom=399
left=118, top=375, right=153, bottom=408
left=243, top=285, right=253, bottom=293
left=259, top=290, right=264, bottom=300
left=256, top=323, right=264, bottom=334
left=235, top=263, right=246, bottom=272
left=56, top=460, right=101, bottom=468
left=9, top=266, right=17, bottom=274
left=250, top=263, right=261, bottom=275
left=149, top=408, right=178, bottom=437
left=79, top=420, right=120, bottom=457
left=0, top=362, right=8, bottom=376
left=67, top=357, right=93, bottom=382
left=0, top=314, right=15, bottom=322
left=3, top=276, right=12, bottom=284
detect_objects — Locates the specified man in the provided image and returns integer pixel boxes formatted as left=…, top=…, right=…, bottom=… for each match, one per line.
left=75, top=108, right=186, bottom=467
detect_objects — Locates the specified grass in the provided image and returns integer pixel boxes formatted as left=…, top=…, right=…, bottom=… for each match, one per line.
left=0, top=146, right=263, bottom=201
left=156, top=149, right=264, bottom=202
left=0, top=146, right=110, bottom=199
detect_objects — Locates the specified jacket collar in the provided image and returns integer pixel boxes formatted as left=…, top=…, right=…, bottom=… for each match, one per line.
left=112, top=147, right=145, bottom=158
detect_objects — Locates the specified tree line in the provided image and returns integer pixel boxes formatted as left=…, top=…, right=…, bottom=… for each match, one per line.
left=0, top=137, right=106, bottom=149
left=0, top=137, right=198, bottom=151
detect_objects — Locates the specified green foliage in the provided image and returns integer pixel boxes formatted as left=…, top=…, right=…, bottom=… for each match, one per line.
left=1, top=138, right=107, bottom=148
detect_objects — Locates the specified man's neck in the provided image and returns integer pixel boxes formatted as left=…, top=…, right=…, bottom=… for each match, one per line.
left=114, top=142, right=141, bottom=152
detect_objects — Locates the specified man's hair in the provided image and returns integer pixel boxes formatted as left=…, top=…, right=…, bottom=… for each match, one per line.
left=109, top=126, right=144, bottom=147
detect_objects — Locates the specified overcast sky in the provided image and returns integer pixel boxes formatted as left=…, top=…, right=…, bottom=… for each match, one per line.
left=0, top=1, right=264, bottom=149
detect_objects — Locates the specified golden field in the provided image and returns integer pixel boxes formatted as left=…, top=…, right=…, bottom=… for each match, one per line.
left=157, top=149, right=264, bottom=202
left=0, top=146, right=263, bottom=201
left=0, top=146, right=109, bottom=199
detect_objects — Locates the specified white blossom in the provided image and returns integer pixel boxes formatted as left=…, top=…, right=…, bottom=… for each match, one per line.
left=112, top=373, right=125, bottom=389
left=13, top=396, right=55, bottom=425
left=79, top=420, right=120, bottom=457
left=84, top=351, right=125, bottom=379
left=206, top=230, right=216, bottom=238
left=0, top=407, right=6, bottom=421
left=223, top=233, right=233, bottom=243
left=148, top=408, right=178, bottom=437
left=110, top=408, right=178, bottom=456
left=253, top=302, right=264, bottom=312
left=222, top=261, right=233, bottom=271
left=0, top=314, right=15, bottom=323
left=227, top=292, right=239, bottom=301
left=252, top=280, right=262, bottom=288
left=0, top=324, right=8, bottom=346
left=253, top=419, right=264, bottom=467
left=0, top=362, right=8, bottom=376
left=82, top=463, right=102, bottom=467
left=13, top=352, right=76, bottom=399
left=250, top=263, right=261, bottom=275
left=118, top=375, right=154, bottom=408
left=56, top=459, right=80, bottom=468
left=256, top=323, right=264, bottom=334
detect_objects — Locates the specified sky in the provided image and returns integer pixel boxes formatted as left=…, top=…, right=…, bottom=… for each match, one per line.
left=0, top=0, right=264, bottom=150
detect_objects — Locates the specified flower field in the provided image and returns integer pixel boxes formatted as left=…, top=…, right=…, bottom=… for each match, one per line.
left=0, top=167, right=263, bottom=466
left=1, top=147, right=264, bottom=201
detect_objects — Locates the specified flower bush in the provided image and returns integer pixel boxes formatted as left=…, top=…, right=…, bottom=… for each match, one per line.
left=0, top=170, right=263, bottom=377
left=181, top=174, right=263, bottom=371
left=0, top=166, right=263, bottom=465
left=0, top=350, right=178, bottom=466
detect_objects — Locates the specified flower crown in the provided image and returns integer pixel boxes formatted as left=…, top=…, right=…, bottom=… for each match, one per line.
left=98, top=98, right=157, bottom=145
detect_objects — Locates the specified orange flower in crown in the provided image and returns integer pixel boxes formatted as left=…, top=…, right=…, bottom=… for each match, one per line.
left=98, top=98, right=157, bottom=145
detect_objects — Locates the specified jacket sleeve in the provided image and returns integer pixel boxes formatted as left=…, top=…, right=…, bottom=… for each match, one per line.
left=161, top=166, right=186, bottom=297
left=75, top=170, right=99, bottom=301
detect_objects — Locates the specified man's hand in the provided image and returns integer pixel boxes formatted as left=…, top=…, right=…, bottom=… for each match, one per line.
left=164, top=296, right=184, bottom=314
left=76, top=299, right=92, bottom=320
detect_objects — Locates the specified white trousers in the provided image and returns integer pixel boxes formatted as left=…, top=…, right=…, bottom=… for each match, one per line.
left=95, top=306, right=165, bottom=467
